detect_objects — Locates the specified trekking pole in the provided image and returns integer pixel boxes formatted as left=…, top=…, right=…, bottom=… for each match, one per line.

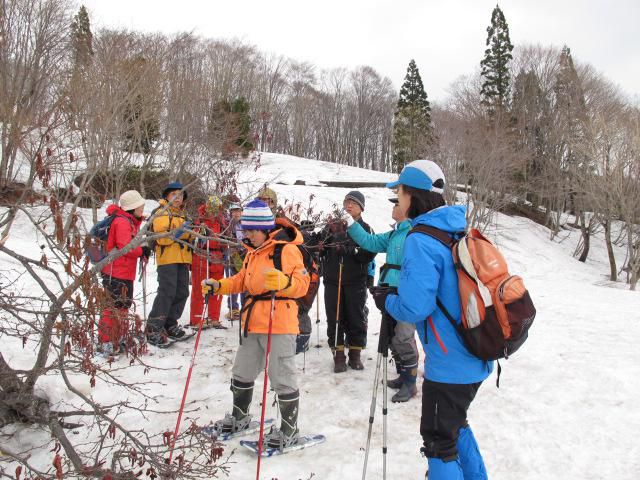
left=256, top=291, right=276, bottom=480
left=333, top=257, right=344, bottom=355
left=382, top=339, right=388, bottom=480
left=168, top=297, right=209, bottom=466
left=315, top=291, right=321, bottom=349
left=362, top=311, right=391, bottom=480
left=205, top=234, right=211, bottom=327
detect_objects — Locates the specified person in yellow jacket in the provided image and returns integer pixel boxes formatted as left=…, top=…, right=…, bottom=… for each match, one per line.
left=202, top=199, right=310, bottom=450
left=147, top=182, right=193, bottom=347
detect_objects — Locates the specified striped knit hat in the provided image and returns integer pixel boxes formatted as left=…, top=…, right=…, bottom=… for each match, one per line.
left=241, top=199, right=275, bottom=230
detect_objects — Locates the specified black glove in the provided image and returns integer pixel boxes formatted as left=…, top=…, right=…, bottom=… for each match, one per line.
left=370, top=285, right=397, bottom=313
left=141, top=246, right=152, bottom=259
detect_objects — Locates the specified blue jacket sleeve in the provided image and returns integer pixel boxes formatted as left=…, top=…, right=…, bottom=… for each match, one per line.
left=385, top=234, right=440, bottom=324
left=348, top=222, right=391, bottom=253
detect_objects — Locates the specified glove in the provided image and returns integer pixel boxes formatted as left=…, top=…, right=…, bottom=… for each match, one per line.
left=141, top=246, right=152, bottom=259
left=264, top=269, right=291, bottom=292
left=370, top=285, right=396, bottom=313
left=201, top=278, right=220, bottom=297
left=173, top=221, right=193, bottom=240
left=372, top=289, right=388, bottom=313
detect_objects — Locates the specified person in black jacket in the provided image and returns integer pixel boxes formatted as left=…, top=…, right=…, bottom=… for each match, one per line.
left=321, top=191, right=376, bottom=373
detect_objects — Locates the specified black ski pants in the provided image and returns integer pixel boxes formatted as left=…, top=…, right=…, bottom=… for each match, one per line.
left=148, top=263, right=190, bottom=333
left=324, top=281, right=368, bottom=349
left=101, top=275, right=134, bottom=310
left=420, top=380, right=482, bottom=460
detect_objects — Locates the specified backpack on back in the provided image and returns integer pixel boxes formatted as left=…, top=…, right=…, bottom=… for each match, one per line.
left=410, top=225, right=536, bottom=361
left=86, top=214, right=133, bottom=264
left=272, top=243, right=320, bottom=311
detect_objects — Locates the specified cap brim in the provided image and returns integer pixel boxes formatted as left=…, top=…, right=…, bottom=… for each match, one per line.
left=386, top=180, right=400, bottom=189
left=388, top=198, right=398, bottom=204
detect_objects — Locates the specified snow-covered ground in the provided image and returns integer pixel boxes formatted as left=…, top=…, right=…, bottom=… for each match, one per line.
left=2, top=152, right=640, bottom=479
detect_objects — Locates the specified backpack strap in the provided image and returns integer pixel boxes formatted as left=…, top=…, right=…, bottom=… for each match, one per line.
left=379, top=263, right=400, bottom=284
left=272, top=243, right=284, bottom=272
left=408, top=224, right=458, bottom=248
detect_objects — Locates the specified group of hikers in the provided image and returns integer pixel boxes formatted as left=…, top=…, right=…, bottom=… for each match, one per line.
left=96, top=159, right=493, bottom=479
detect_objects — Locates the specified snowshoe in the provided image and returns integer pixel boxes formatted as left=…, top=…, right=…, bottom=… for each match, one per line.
left=146, top=331, right=171, bottom=348
left=264, top=426, right=299, bottom=450
left=240, top=433, right=326, bottom=457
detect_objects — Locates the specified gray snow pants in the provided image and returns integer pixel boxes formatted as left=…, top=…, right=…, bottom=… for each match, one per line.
left=390, top=319, right=419, bottom=372
left=232, top=333, right=298, bottom=395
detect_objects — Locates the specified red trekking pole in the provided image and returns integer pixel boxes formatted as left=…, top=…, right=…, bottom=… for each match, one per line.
left=255, top=291, right=276, bottom=479
left=168, top=295, right=210, bottom=466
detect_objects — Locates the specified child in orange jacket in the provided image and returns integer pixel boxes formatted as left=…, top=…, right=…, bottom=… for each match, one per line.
left=202, top=200, right=310, bottom=451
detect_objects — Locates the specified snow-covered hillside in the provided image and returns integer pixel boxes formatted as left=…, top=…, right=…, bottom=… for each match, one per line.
left=2, top=152, right=639, bottom=479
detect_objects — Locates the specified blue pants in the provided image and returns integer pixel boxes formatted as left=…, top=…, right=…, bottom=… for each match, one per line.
left=421, top=380, right=487, bottom=479
left=427, top=426, right=487, bottom=479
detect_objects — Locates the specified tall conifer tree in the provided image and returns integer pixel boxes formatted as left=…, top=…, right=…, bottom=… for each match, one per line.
left=480, top=4, right=514, bottom=115
left=392, top=59, right=433, bottom=172
left=70, top=5, right=93, bottom=69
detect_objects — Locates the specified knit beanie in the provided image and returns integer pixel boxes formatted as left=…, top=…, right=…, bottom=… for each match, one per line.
left=241, top=200, right=276, bottom=230
left=344, top=190, right=365, bottom=211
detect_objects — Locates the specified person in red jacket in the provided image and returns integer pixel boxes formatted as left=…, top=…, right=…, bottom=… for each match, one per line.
left=190, top=196, right=227, bottom=328
left=99, top=190, right=150, bottom=355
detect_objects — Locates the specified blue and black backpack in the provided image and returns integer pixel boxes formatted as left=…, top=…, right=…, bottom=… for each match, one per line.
left=86, top=214, right=132, bottom=264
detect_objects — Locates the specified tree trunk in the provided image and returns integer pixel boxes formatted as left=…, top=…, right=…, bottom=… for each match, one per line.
left=604, top=219, right=617, bottom=281
left=577, top=212, right=590, bottom=262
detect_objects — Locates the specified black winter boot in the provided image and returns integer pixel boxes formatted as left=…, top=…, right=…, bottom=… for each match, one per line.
left=265, top=390, right=300, bottom=450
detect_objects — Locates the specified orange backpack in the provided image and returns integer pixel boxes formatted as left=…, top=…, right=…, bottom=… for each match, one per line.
left=411, top=226, right=536, bottom=362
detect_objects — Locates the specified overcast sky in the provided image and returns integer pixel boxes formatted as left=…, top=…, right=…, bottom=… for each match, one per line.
left=81, top=0, right=639, bottom=102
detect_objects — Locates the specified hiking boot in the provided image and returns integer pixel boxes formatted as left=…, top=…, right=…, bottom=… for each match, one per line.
left=333, top=349, right=347, bottom=373
left=296, top=334, right=311, bottom=354
left=264, top=426, right=299, bottom=450
left=166, top=324, right=186, bottom=340
left=146, top=331, right=170, bottom=347
left=392, top=381, right=418, bottom=403
left=225, top=309, right=240, bottom=321
left=385, top=376, right=403, bottom=390
left=348, top=349, right=364, bottom=370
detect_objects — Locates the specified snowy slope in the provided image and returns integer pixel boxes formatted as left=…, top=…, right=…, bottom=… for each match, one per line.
left=2, top=152, right=640, bottom=479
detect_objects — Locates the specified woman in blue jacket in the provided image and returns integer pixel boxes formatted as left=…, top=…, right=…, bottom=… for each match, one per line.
left=347, top=198, right=418, bottom=402
left=372, top=160, right=492, bottom=480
